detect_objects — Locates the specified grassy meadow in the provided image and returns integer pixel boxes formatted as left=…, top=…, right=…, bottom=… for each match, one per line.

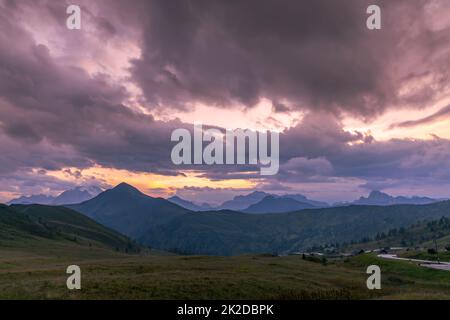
left=1, top=238, right=450, bottom=300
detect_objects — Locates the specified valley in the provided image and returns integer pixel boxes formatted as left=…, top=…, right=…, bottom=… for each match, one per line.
left=2, top=183, right=450, bottom=300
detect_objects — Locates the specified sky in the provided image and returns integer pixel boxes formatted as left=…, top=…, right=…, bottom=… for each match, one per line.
left=0, top=0, right=449, bottom=204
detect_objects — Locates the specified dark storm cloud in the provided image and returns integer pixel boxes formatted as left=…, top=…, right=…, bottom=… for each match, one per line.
left=0, top=0, right=450, bottom=201
left=276, top=115, right=450, bottom=187
left=0, top=4, right=184, bottom=175
left=191, top=113, right=450, bottom=192
left=119, top=0, right=448, bottom=118
left=0, top=134, right=93, bottom=175
left=0, top=167, right=109, bottom=198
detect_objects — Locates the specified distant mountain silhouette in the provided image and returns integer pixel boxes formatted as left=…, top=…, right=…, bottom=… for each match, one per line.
left=243, top=196, right=316, bottom=213
left=168, top=196, right=213, bottom=211
left=217, top=191, right=270, bottom=210
left=7, top=194, right=55, bottom=205
left=52, top=186, right=103, bottom=205
left=217, top=192, right=328, bottom=213
left=69, top=183, right=189, bottom=238
left=280, top=194, right=328, bottom=208
left=340, top=190, right=442, bottom=206
left=8, top=186, right=103, bottom=206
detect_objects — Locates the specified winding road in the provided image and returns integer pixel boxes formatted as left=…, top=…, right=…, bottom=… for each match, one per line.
left=377, top=254, right=450, bottom=271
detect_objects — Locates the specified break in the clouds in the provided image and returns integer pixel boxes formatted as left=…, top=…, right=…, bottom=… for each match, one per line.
left=392, top=104, right=450, bottom=128
left=0, top=0, right=449, bottom=202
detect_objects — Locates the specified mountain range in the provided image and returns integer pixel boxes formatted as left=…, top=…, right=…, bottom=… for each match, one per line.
left=9, top=186, right=442, bottom=214
left=4, top=182, right=450, bottom=256
left=336, top=190, right=443, bottom=207
left=169, top=191, right=329, bottom=213
left=243, top=196, right=316, bottom=213
left=140, top=200, right=450, bottom=255
left=167, top=196, right=213, bottom=212
left=7, top=186, right=103, bottom=206
left=62, top=183, right=450, bottom=255
left=216, top=191, right=270, bottom=210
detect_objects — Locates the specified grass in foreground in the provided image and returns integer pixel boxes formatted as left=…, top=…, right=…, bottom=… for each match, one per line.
left=1, top=240, right=450, bottom=300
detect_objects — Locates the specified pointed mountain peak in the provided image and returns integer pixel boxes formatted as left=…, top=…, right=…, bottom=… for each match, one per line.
left=368, top=190, right=391, bottom=199
left=234, top=191, right=269, bottom=200
left=250, top=191, right=268, bottom=196
left=111, top=182, right=142, bottom=194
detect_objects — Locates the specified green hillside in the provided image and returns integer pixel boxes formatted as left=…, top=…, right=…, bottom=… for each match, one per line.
left=342, top=216, right=450, bottom=263
left=0, top=204, right=139, bottom=253
left=346, top=216, right=450, bottom=251
left=141, top=201, right=450, bottom=255
left=0, top=204, right=52, bottom=240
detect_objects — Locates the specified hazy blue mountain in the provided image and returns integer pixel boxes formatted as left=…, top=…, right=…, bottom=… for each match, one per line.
left=168, top=196, right=213, bottom=211
left=52, top=186, right=103, bottom=205
left=243, top=195, right=316, bottom=213
left=7, top=194, right=55, bottom=205
left=8, top=186, right=103, bottom=206
left=69, top=183, right=189, bottom=238
left=351, top=190, right=441, bottom=206
left=217, top=191, right=328, bottom=212
left=217, top=191, right=270, bottom=210
left=281, top=194, right=329, bottom=208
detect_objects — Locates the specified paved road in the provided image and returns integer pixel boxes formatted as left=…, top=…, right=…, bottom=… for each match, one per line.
left=377, top=254, right=450, bottom=271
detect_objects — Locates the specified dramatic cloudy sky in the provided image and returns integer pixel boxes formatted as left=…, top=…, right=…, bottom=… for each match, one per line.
left=0, top=0, right=449, bottom=204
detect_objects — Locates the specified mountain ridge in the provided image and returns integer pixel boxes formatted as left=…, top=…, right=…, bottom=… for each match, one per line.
left=335, top=190, right=443, bottom=207
left=170, top=191, right=329, bottom=212
left=168, top=196, right=213, bottom=212
left=61, top=183, right=450, bottom=255
left=69, top=183, right=189, bottom=239
left=7, top=186, right=103, bottom=206
left=243, top=195, right=316, bottom=214
left=140, top=200, right=450, bottom=255
left=10, top=182, right=446, bottom=256
left=217, top=191, right=270, bottom=211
